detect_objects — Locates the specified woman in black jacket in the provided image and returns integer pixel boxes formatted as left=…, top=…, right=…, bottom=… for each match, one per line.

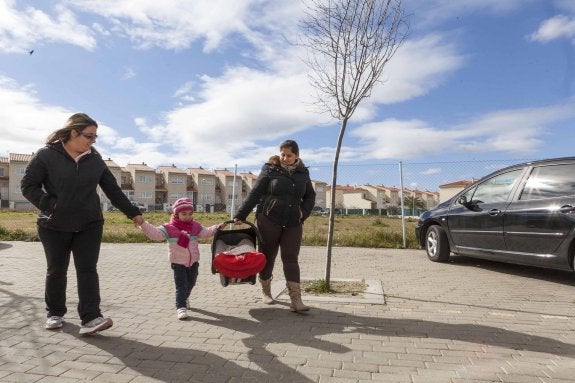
left=21, top=113, right=144, bottom=335
left=234, top=140, right=315, bottom=312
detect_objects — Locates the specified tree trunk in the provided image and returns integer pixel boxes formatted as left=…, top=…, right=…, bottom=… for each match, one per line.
left=325, top=117, right=348, bottom=288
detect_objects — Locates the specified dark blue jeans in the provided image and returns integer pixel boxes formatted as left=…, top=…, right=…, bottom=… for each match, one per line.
left=38, top=224, right=103, bottom=324
left=171, top=262, right=199, bottom=309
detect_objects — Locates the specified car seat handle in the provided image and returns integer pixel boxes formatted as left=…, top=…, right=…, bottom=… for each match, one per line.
left=221, top=220, right=264, bottom=244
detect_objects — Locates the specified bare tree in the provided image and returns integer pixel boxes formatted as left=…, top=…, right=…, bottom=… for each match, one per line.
left=300, top=0, right=409, bottom=287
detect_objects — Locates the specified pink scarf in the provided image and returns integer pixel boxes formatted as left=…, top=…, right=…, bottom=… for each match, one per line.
left=163, top=216, right=201, bottom=248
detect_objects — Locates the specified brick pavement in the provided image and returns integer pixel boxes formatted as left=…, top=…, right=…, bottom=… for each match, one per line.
left=1, top=241, right=575, bottom=382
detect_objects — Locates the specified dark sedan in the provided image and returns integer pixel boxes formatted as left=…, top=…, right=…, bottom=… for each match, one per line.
left=415, top=157, right=575, bottom=271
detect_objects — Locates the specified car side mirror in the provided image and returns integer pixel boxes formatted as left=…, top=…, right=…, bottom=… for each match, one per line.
left=458, top=195, right=468, bottom=206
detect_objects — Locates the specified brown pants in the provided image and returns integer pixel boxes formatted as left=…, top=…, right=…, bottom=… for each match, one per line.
left=256, top=213, right=303, bottom=283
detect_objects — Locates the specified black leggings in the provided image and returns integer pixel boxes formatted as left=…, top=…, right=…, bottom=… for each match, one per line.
left=38, top=224, right=103, bottom=324
left=256, top=213, right=303, bottom=283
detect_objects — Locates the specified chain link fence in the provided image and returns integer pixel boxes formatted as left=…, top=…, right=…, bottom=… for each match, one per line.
left=235, top=158, right=537, bottom=209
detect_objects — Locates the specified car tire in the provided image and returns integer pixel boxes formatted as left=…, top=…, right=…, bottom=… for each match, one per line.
left=425, top=225, right=450, bottom=262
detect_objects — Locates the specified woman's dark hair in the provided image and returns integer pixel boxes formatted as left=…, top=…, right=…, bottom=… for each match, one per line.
left=45, top=113, right=98, bottom=144
left=279, top=139, right=299, bottom=156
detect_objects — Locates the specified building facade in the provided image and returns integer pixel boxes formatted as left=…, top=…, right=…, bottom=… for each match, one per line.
left=0, top=152, right=440, bottom=214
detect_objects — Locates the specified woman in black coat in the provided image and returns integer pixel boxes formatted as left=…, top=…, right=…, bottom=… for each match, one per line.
left=21, top=113, right=144, bottom=335
left=234, top=140, right=315, bottom=312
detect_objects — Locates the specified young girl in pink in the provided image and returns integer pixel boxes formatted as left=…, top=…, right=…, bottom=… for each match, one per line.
left=139, top=197, right=224, bottom=319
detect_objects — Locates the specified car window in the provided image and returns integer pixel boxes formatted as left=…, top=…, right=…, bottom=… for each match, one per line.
left=469, top=169, right=523, bottom=204
left=519, top=163, right=575, bottom=200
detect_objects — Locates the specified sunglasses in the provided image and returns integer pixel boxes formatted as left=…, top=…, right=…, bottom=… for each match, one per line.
left=77, top=131, right=98, bottom=141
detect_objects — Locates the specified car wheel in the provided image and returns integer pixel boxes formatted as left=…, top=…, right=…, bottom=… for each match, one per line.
left=425, top=225, right=450, bottom=262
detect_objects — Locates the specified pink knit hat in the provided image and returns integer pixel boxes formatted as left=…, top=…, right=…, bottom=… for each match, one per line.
left=172, top=197, right=194, bottom=215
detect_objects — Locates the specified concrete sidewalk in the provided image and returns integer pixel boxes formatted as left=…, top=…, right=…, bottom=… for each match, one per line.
left=1, top=241, right=575, bottom=382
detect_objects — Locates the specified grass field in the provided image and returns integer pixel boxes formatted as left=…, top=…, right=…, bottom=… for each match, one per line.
left=0, top=210, right=419, bottom=249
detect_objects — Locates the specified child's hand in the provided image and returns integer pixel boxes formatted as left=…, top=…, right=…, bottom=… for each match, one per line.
left=132, top=215, right=144, bottom=227
left=218, top=222, right=227, bottom=229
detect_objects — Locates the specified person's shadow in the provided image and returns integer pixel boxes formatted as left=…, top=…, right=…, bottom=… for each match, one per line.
left=66, top=319, right=314, bottom=382
left=0, top=243, right=14, bottom=250
left=190, top=304, right=575, bottom=361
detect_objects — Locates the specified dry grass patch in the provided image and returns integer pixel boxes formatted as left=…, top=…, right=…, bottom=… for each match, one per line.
left=1, top=210, right=419, bottom=248
left=301, top=279, right=368, bottom=298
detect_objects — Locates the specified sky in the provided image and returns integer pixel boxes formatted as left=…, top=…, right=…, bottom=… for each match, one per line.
left=1, top=0, right=574, bottom=190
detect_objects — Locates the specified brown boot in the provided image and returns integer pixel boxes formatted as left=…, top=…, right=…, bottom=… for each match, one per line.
left=286, top=281, right=310, bottom=312
left=259, top=276, right=274, bottom=304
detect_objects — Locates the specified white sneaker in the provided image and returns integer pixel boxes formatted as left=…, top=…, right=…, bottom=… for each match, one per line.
left=79, top=317, right=113, bottom=336
left=45, top=316, right=63, bottom=330
left=177, top=308, right=188, bottom=320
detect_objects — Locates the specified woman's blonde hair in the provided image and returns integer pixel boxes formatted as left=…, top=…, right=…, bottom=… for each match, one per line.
left=45, top=113, right=98, bottom=144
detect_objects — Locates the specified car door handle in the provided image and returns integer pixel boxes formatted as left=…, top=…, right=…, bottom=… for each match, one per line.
left=559, top=205, right=574, bottom=213
left=488, top=209, right=501, bottom=216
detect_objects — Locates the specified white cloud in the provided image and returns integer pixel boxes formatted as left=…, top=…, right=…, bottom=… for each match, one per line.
left=122, top=66, right=136, bottom=80
left=173, top=81, right=195, bottom=101
left=64, top=0, right=259, bottom=51
left=0, top=76, right=69, bottom=155
left=368, top=34, right=465, bottom=105
left=529, top=15, right=575, bottom=44
left=422, top=168, right=441, bottom=175
left=0, top=75, right=162, bottom=165
left=0, top=1, right=96, bottom=53
left=351, top=103, right=575, bottom=160
left=143, top=66, right=332, bottom=167
left=140, top=29, right=466, bottom=167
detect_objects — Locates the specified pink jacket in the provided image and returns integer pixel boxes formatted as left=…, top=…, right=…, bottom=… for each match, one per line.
left=139, top=221, right=219, bottom=267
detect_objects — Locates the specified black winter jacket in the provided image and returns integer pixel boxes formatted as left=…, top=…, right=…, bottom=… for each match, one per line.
left=235, top=161, right=316, bottom=227
left=21, top=143, right=141, bottom=232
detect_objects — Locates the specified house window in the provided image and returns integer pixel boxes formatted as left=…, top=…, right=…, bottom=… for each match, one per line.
left=200, top=178, right=213, bottom=185
left=15, top=167, right=26, bottom=175
left=171, top=177, right=184, bottom=184
left=200, top=193, right=213, bottom=202
left=170, top=192, right=185, bottom=199
left=140, top=191, right=153, bottom=199
left=138, top=175, right=153, bottom=183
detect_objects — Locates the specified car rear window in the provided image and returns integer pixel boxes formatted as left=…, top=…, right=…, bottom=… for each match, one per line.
left=520, top=163, right=575, bottom=200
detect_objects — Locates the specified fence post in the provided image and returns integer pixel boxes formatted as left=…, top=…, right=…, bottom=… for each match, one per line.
left=231, top=164, right=237, bottom=221
left=399, top=161, right=406, bottom=248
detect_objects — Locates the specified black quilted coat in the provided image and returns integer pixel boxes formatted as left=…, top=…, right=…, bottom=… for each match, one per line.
left=235, top=161, right=316, bottom=227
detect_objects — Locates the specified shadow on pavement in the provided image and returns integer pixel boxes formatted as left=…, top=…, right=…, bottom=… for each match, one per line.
left=193, top=306, right=575, bottom=359
left=0, top=286, right=39, bottom=330
left=69, top=320, right=314, bottom=383
left=0, top=243, right=14, bottom=251
left=2, top=295, right=575, bottom=382
left=447, top=255, right=575, bottom=286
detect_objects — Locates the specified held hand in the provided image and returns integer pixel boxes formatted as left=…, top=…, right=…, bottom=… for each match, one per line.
left=132, top=215, right=144, bottom=227
left=233, top=218, right=243, bottom=225
left=219, top=222, right=227, bottom=229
